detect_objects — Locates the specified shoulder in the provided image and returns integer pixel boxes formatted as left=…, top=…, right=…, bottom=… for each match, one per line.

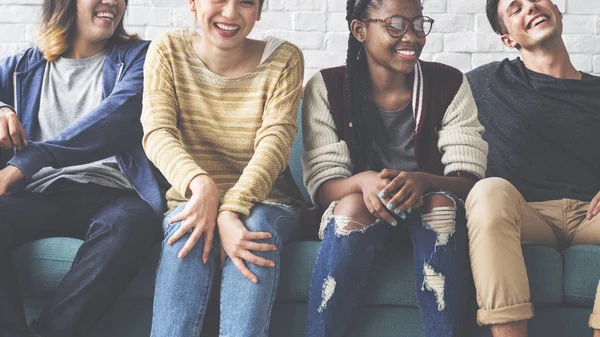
left=147, top=30, right=190, bottom=57
left=304, top=72, right=327, bottom=100
left=466, top=58, right=519, bottom=83
left=419, top=60, right=464, bottom=89
left=2, top=47, right=45, bottom=72
left=267, top=40, right=304, bottom=67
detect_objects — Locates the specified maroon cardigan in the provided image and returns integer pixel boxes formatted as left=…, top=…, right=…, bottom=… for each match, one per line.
left=319, top=60, right=476, bottom=179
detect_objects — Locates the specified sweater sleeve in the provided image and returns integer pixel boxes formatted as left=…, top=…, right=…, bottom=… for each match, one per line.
left=437, top=74, right=488, bottom=179
left=219, top=46, right=304, bottom=216
left=301, top=72, right=353, bottom=204
left=141, top=37, right=207, bottom=198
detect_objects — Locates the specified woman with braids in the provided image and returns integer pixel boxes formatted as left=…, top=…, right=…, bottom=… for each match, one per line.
left=143, top=0, right=304, bottom=336
left=302, top=0, right=488, bottom=336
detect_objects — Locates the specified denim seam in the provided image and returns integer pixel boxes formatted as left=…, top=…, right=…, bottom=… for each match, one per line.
left=260, top=214, right=291, bottom=336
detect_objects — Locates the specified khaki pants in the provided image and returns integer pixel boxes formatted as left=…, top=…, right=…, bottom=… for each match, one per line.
left=465, top=177, right=600, bottom=328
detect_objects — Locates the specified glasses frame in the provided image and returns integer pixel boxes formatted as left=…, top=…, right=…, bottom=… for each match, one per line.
left=362, top=15, right=435, bottom=38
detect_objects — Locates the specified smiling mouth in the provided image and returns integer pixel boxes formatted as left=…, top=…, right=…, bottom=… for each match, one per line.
left=396, top=49, right=417, bottom=57
left=95, top=12, right=115, bottom=21
left=215, top=23, right=240, bottom=32
left=527, top=15, right=549, bottom=29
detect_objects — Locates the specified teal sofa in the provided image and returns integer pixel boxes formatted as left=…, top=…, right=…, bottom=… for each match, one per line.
left=14, top=106, right=600, bottom=337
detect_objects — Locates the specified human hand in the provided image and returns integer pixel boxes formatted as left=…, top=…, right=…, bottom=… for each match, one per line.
left=167, top=175, right=219, bottom=261
left=378, top=169, right=429, bottom=219
left=217, top=210, right=277, bottom=283
left=355, top=170, right=398, bottom=224
left=0, top=107, right=27, bottom=150
left=587, top=191, right=600, bottom=220
left=0, top=165, right=25, bottom=196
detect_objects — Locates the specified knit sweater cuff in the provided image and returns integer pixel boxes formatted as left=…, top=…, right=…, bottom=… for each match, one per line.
left=220, top=199, right=253, bottom=217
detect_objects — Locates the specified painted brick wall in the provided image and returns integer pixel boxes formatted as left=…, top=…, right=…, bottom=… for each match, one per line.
left=1, top=0, right=599, bottom=80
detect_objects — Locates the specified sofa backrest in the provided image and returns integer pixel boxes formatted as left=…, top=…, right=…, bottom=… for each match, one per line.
left=289, top=101, right=311, bottom=203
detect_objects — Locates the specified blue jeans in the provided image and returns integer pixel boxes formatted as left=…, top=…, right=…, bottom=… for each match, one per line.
left=0, top=180, right=159, bottom=337
left=306, top=192, right=469, bottom=337
left=151, top=203, right=302, bottom=337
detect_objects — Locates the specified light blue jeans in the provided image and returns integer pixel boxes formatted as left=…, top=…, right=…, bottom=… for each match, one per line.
left=150, top=203, right=302, bottom=337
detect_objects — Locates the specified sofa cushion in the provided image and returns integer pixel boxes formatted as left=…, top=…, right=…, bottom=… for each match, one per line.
left=16, top=239, right=566, bottom=308
left=522, top=245, right=564, bottom=307
left=563, top=245, right=600, bottom=307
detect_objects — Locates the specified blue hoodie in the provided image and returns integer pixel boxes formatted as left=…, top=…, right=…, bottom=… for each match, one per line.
left=0, top=40, right=167, bottom=216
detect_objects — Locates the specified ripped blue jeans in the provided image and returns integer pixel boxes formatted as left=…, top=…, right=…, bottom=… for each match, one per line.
left=306, top=192, right=468, bottom=337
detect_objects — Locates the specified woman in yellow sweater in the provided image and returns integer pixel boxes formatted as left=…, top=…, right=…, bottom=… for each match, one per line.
left=141, top=0, right=304, bottom=336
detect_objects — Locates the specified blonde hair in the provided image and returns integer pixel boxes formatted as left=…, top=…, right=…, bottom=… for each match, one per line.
left=37, top=0, right=139, bottom=62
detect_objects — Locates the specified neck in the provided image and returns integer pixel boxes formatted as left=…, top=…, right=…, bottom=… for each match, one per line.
left=195, top=35, right=249, bottom=76
left=367, top=59, right=412, bottom=95
left=365, top=58, right=413, bottom=111
left=65, top=34, right=107, bottom=59
left=520, top=37, right=581, bottom=79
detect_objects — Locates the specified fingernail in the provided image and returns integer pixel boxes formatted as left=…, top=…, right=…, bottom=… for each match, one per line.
left=401, top=214, right=406, bottom=220
left=407, top=208, right=412, bottom=214
left=387, top=203, right=393, bottom=209
left=379, top=193, right=385, bottom=198
left=394, top=209, right=401, bottom=214
left=203, top=257, right=208, bottom=264
left=391, top=221, right=397, bottom=227
left=252, top=278, right=257, bottom=283
left=269, top=262, right=275, bottom=267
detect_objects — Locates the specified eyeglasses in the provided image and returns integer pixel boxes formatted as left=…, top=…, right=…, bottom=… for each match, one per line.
left=363, top=15, right=434, bottom=38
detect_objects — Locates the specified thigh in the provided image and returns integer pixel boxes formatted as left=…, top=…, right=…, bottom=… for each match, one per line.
left=243, top=203, right=302, bottom=249
left=0, top=192, right=74, bottom=248
left=521, top=201, right=562, bottom=248
left=571, top=201, right=600, bottom=245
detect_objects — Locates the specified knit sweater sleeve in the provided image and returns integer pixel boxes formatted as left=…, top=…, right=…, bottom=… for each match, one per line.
left=301, top=72, right=353, bottom=204
left=219, top=46, right=304, bottom=216
left=437, top=74, right=488, bottom=179
left=141, top=36, right=207, bottom=198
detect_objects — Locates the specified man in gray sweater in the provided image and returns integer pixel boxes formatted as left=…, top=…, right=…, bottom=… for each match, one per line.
left=465, top=0, right=600, bottom=337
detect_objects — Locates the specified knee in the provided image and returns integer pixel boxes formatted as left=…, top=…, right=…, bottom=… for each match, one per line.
left=333, top=193, right=375, bottom=224
left=324, top=194, right=377, bottom=237
left=467, top=178, right=516, bottom=205
left=421, top=193, right=456, bottom=214
left=88, top=200, right=158, bottom=247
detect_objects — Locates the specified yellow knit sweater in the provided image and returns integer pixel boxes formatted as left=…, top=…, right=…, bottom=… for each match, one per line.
left=142, top=29, right=304, bottom=215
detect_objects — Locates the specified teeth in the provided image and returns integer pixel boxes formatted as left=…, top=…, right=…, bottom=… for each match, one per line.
left=397, top=50, right=416, bottom=56
left=215, top=23, right=240, bottom=31
left=531, top=16, right=547, bottom=28
left=96, top=12, right=114, bottom=19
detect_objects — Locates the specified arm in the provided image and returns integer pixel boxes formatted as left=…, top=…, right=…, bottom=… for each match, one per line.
left=141, top=38, right=207, bottom=198
left=0, top=53, right=21, bottom=167
left=219, top=46, right=304, bottom=216
left=300, top=72, right=354, bottom=207
left=7, top=42, right=152, bottom=181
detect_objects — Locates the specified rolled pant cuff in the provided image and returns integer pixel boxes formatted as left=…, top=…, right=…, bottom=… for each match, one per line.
left=477, top=303, right=534, bottom=326
left=590, top=313, right=600, bottom=329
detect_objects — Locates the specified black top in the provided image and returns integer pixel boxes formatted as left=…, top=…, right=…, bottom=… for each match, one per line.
left=467, top=58, right=600, bottom=202
left=373, top=103, right=419, bottom=172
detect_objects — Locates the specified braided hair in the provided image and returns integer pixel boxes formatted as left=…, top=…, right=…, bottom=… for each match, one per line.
left=345, top=0, right=382, bottom=173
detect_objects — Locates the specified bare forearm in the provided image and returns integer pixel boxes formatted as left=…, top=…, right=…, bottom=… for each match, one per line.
left=419, top=172, right=477, bottom=200
left=315, top=172, right=370, bottom=208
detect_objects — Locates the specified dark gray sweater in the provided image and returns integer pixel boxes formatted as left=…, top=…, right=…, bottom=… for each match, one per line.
left=467, top=58, right=600, bottom=202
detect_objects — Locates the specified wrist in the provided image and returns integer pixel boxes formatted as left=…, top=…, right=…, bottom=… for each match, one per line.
left=189, top=174, right=214, bottom=194
left=415, top=172, right=433, bottom=191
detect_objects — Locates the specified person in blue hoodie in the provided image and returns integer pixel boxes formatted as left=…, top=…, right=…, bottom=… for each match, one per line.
left=0, top=1, right=165, bottom=336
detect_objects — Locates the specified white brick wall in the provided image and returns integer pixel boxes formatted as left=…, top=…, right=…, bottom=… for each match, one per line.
left=1, top=0, right=599, bottom=79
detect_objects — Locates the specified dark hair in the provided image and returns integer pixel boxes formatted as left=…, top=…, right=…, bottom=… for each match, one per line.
left=344, top=0, right=421, bottom=172
left=486, top=0, right=507, bottom=35
left=345, top=0, right=380, bottom=172
left=38, top=0, right=139, bottom=62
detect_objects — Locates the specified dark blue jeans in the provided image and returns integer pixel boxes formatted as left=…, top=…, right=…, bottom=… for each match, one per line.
left=0, top=180, right=159, bottom=337
left=306, top=192, right=469, bottom=337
